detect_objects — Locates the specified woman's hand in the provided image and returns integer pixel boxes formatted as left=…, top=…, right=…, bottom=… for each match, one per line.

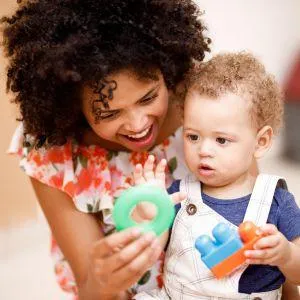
left=83, top=227, right=162, bottom=299
left=133, top=155, right=185, bottom=221
left=30, top=177, right=163, bottom=300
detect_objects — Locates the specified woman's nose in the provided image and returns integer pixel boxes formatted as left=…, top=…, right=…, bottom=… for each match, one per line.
left=124, top=109, right=148, bottom=132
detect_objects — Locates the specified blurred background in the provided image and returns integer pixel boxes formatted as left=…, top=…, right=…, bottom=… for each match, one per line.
left=0, top=0, right=299, bottom=299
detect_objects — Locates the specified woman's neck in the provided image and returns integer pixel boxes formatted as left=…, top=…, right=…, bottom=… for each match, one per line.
left=155, top=100, right=182, bottom=145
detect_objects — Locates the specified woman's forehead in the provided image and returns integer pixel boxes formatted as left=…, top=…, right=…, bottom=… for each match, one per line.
left=83, top=70, right=162, bottom=110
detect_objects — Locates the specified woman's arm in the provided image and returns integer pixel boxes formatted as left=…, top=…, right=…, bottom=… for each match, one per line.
left=31, top=178, right=162, bottom=300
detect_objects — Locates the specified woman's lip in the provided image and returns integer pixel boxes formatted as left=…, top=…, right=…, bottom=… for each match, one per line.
left=120, top=125, right=152, bottom=137
left=119, top=123, right=157, bottom=148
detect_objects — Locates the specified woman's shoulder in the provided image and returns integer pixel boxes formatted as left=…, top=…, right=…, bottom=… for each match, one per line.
left=8, top=125, right=130, bottom=216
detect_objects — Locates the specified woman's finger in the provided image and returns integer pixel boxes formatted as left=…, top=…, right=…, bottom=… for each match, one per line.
left=91, top=227, right=142, bottom=258
left=119, top=243, right=162, bottom=290
left=98, top=232, right=157, bottom=274
left=113, top=238, right=162, bottom=287
left=92, top=240, right=161, bottom=295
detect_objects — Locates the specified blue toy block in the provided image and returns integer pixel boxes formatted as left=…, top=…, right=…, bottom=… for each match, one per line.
left=195, top=222, right=243, bottom=269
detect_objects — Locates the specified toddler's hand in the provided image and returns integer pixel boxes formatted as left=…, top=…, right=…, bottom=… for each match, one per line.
left=133, top=155, right=185, bottom=221
left=244, top=224, right=292, bottom=267
left=134, top=155, right=167, bottom=189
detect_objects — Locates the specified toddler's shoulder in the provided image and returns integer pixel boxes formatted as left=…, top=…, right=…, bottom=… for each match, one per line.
left=273, top=187, right=296, bottom=206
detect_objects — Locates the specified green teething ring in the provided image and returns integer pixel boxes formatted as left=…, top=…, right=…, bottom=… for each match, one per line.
left=112, top=184, right=175, bottom=236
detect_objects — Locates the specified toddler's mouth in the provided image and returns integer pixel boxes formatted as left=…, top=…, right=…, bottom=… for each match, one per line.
left=198, top=164, right=215, bottom=176
left=199, top=163, right=213, bottom=170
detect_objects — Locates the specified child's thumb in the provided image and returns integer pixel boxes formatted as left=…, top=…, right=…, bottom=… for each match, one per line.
left=171, top=192, right=186, bottom=205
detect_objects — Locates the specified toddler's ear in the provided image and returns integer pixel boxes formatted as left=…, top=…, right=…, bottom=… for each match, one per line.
left=254, top=125, right=273, bottom=159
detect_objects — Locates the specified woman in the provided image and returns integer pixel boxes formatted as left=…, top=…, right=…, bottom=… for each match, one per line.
left=2, top=0, right=210, bottom=298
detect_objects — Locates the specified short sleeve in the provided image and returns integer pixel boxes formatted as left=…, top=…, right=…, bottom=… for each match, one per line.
left=8, top=125, right=132, bottom=229
left=8, top=124, right=69, bottom=191
left=275, top=188, right=300, bottom=241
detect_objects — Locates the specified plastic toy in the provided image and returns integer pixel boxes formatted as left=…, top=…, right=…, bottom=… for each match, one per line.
left=195, top=221, right=262, bottom=279
left=112, top=184, right=175, bottom=236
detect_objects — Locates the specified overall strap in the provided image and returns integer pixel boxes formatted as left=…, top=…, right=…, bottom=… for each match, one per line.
left=180, top=174, right=203, bottom=206
left=243, top=174, right=287, bottom=226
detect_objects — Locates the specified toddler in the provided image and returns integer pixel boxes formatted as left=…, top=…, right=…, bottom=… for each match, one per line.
left=134, top=52, right=300, bottom=299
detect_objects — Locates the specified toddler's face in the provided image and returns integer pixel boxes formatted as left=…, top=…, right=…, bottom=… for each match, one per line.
left=183, top=92, right=258, bottom=187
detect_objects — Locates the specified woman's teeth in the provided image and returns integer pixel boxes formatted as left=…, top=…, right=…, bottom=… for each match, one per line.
left=127, top=127, right=151, bottom=139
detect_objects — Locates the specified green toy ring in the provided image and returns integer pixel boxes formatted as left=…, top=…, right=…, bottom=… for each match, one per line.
left=112, top=184, right=175, bottom=236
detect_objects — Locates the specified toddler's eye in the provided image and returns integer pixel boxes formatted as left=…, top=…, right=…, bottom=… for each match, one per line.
left=216, top=137, right=228, bottom=145
left=187, top=134, right=200, bottom=142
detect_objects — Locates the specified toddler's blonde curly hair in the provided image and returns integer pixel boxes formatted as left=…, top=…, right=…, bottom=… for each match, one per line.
left=187, top=52, right=284, bottom=134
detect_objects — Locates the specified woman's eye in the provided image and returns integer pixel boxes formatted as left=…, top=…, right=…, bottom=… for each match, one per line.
left=140, top=94, right=158, bottom=104
left=187, top=134, right=199, bottom=142
left=99, top=112, right=119, bottom=120
left=216, top=137, right=228, bottom=145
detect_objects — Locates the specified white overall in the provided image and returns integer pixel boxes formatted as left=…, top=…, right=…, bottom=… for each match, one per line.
left=135, top=174, right=287, bottom=300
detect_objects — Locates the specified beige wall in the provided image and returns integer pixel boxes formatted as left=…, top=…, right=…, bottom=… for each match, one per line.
left=0, top=1, right=37, bottom=228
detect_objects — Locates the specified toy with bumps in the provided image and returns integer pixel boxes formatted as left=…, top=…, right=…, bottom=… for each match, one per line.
left=195, top=221, right=262, bottom=279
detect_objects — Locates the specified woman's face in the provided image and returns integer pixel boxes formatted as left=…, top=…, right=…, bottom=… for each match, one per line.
left=82, top=70, right=169, bottom=152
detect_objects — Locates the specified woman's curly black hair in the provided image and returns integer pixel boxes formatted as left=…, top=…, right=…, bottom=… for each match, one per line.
left=1, top=0, right=210, bottom=146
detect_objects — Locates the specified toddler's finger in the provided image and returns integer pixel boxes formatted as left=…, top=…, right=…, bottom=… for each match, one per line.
left=155, top=159, right=166, bottom=184
left=245, top=248, right=277, bottom=260
left=253, top=234, right=280, bottom=249
left=143, top=155, right=155, bottom=180
left=258, top=224, right=278, bottom=235
left=171, top=192, right=186, bottom=205
left=134, top=164, right=145, bottom=185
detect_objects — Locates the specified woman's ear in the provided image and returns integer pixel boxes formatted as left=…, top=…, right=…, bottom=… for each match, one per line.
left=254, top=125, right=273, bottom=159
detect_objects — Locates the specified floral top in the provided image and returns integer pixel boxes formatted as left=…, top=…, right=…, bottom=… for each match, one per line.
left=8, top=124, right=189, bottom=298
